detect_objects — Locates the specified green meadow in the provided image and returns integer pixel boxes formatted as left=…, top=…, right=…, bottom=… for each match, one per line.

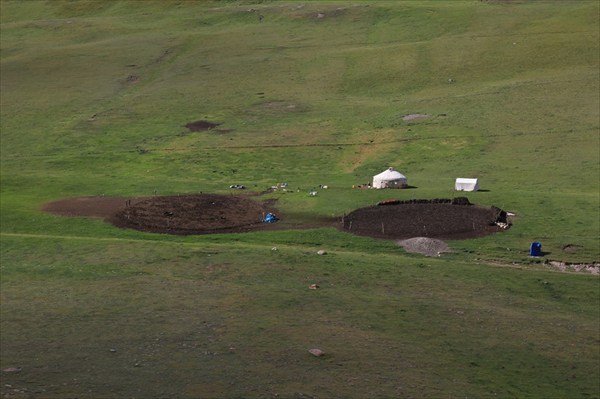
left=1, top=1, right=598, bottom=398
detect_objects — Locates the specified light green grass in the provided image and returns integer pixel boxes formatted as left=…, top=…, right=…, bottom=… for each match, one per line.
left=1, top=1, right=599, bottom=398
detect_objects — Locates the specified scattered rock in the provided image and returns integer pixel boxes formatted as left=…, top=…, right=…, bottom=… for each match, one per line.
left=109, top=348, right=117, bottom=353
left=309, top=284, right=319, bottom=290
left=546, top=261, right=599, bottom=275
left=317, top=250, right=327, bottom=255
left=308, top=348, right=324, bottom=357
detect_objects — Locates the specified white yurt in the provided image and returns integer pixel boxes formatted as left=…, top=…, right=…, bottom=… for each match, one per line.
left=372, top=167, right=408, bottom=189
left=455, top=178, right=479, bottom=192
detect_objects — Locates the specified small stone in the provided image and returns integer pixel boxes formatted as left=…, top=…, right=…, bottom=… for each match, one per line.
left=309, top=284, right=319, bottom=290
left=308, top=348, right=324, bottom=357
left=317, top=250, right=327, bottom=255
left=109, top=348, right=117, bottom=353
left=2, top=367, right=22, bottom=374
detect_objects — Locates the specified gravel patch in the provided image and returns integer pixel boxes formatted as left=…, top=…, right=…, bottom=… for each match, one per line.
left=402, top=114, right=429, bottom=121
left=546, top=261, right=599, bottom=275
left=398, top=237, right=449, bottom=256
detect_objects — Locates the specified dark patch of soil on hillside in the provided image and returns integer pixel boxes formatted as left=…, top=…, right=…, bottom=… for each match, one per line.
left=185, top=120, right=220, bottom=132
left=342, top=198, right=507, bottom=240
left=44, top=194, right=281, bottom=235
left=113, top=194, right=280, bottom=235
left=43, top=194, right=335, bottom=235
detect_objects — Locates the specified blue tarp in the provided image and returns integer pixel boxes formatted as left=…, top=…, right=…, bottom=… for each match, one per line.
left=263, top=213, right=279, bottom=223
left=530, top=242, right=542, bottom=257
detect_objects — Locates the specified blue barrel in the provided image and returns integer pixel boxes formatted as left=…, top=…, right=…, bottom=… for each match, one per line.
left=530, top=242, right=542, bottom=257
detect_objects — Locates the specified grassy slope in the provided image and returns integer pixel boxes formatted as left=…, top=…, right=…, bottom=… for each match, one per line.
left=1, top=1, right=599, bottom=398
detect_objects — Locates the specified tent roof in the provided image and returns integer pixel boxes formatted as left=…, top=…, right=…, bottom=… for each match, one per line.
left=455, top=178, right=478, bottom=184
left=374, top=167, right=406, bottom=180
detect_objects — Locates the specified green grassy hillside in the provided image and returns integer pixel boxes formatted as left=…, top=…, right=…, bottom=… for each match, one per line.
left=1, top=1, right=598, bottom=398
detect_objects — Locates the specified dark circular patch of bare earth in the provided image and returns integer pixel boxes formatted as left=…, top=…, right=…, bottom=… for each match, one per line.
left=184, top=120, right=220, bottom=131
left=342, top=198, right=507, bottom=240
left=43, top=194, right=280, bottom=235
left=111, top=194, right=279, bottom=235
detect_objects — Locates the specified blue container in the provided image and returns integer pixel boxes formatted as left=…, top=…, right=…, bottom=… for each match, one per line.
left=530, top=242, right=542, bottom=257
left=262, top=213, right=279, bottom=223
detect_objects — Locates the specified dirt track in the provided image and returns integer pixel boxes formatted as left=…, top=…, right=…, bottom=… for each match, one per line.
left=42, top=194, right=507, bottom=239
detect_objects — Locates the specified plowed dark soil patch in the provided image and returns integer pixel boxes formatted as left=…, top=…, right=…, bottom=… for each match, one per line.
left=343, top=200, right=506, bottom=240
left=43, top=194, right=280, bottom=235
left=111, top=194, right=278, bottom=235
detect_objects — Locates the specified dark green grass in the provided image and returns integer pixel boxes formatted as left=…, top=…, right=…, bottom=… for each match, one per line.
left=1, top=1, right=599, bottom=398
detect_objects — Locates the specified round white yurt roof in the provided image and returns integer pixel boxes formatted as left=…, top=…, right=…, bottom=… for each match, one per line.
left=373, top=167, right=406, bottom=181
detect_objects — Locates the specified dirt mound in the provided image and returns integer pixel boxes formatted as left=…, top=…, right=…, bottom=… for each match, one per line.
left=111, top=194, right=278, bottom=235
left=398, top=237, right=450, bottom=256
left=342, top=198, right=507, bottom=239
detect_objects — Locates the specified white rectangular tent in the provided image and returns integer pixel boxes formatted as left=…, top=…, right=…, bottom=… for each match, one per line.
left=455, top=178, right=479, bottom=192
